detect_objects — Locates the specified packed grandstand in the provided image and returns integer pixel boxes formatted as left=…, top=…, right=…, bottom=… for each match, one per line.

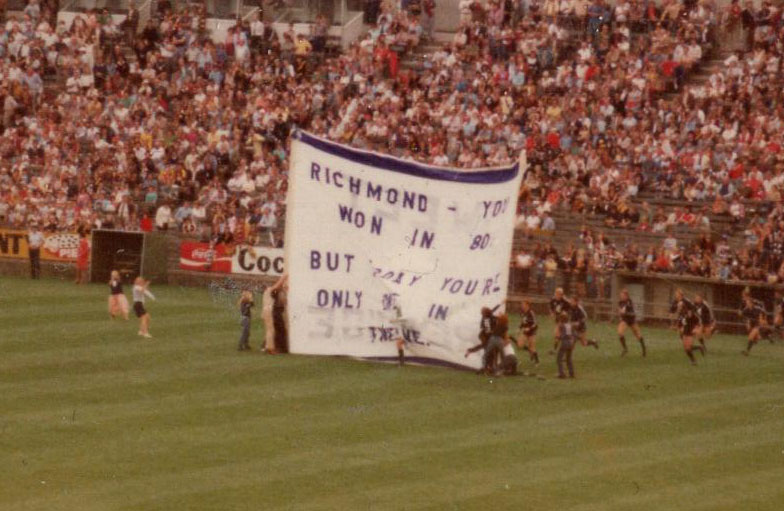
left=2, top=0, right=784, bottom=286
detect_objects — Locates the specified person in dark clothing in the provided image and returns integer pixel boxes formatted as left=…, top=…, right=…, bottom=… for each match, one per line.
left=569, top=296, right=599, bottom=349
left=694, top=293, right=715, bottom=351
left=549, top=287, right=571, bottom=350
left=271, top=285, right=288, bottom=353
left=555, top=313, right=576, bottom=379
left=617, top=288, right=646, bottom=357
left=740, top=295, right=765, bottom=356
left=27, top=223, right=43, bottom=279
left=237, top=291, right=254, bottom=351
left=741, top=0, right=756, bottom=51
left=483, top=313, right=509, bottom=375
left=108, top=270, right=130, bottom=320
left=670, top=289, right=705, bottom=365
left=515, top=300, right=539, bottom=364
left=465, top=304, right=501, bottom=358
left=740, top=287, right=772, bottom=343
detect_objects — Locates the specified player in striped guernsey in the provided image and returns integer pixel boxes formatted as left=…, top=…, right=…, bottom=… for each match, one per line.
left=549, top=287, right=571, bottom=351
left=740, top=295, right=766, bottom=356
left=515, top=300, right=539, bottom=365
left=617, top=289, right=646, bottom=357
left=669, top=289, right=705, bottom=365
left=740, top=288, right=772, bottom=343
left=568, top=296, right=599, bottom=349
left=693, top=293, right=715, bottom=351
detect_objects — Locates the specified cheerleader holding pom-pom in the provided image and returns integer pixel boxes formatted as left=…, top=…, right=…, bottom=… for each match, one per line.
left=133, top=277, right=156, bottom=338
left=108, top=270, right=130, bottom=321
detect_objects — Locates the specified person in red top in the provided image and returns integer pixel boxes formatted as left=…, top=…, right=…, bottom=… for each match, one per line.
left=140, top=213, right=153, bottom=232
left=75, top=228, right=90, bottom=285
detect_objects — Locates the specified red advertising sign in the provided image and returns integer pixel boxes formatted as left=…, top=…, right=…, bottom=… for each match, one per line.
left=179, top=242, right=233, bottom=273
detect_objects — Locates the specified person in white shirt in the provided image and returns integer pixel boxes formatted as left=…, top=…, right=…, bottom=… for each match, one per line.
left=132, top=277, right=156, bottom=338
left=155, top=203, right=173, bottom=231
left=27, top=223, right=44, bottom=279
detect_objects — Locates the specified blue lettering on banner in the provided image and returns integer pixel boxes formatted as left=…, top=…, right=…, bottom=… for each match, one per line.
left=439, top=277, right=479, bottom=296
left=372, top=267, right=424, bottom=287
left=349, top=176, right=361, bottom=195
left=381, top=293, right=399, bottom=311
left=310, top=160, right=429, bottom=213
left=428, top=304, right=449, bottom=320
left=469, top=234, right=491, bottom=250
left=368, top=326, right=426, bottom=345
left=481, top=198, right=509, bottom=218
left=338, top=205, right=383, bottom=235
left=481, top=273, right=502, bottom=296
left=408, top=228, right=435, bottom=249
left=310, top=250, right=355, bottom=273
left=316, top=289, right=363, bottom=309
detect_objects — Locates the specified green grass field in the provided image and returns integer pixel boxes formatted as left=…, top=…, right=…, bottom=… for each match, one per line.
left=1, top=276, right=783, bottom=511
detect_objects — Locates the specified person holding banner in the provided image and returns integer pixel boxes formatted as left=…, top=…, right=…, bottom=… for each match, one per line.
left=263, top=274, right=288, bottom=354
left=27, top=223, right=43, bottom=279
left=261, top=285, right=276, bottom=353
left=391, top=305, right=410, bottom=367
left=465, top=305, right=501, bottom=360
left=483, top=314, right=509, bottom=376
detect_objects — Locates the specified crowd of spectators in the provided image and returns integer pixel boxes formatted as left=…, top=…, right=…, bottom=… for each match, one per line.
left=0, top=0, right=783, bottom=275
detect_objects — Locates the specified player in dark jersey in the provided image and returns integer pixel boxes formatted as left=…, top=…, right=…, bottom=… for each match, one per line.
left=670, top=289, right=705, bottom=365
left=774, top=290, right=784, bottom=340
left=740, top=288, right=772, bottom=343
left=740, top=295, right=766, bottom=356
left=617, top=288, right=646, bottom=356
left=549, top=287, right=571, bottom=351
left=693, top=293, right=715, bottom=351
left=568, top=296, right=599, bottom=349
left=465, top=304, right=501, bottom=364
left=515, top=300, right=539, bottom=364
left=484, top=313, right=509, bottom=375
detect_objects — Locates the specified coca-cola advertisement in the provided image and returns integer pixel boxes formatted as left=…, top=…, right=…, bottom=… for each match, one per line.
left=179, top=241, right=232, bottom=273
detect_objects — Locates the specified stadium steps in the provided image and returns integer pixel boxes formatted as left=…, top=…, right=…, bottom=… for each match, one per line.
left=683, top=49, right=733, bottom=87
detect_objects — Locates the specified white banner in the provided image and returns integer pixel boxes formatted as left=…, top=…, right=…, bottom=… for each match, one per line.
left=231, top=247, right=285, bottom=277
left=285, top=132, right=524, bottom=370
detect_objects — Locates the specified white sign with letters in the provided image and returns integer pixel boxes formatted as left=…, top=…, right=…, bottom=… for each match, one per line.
left=285, top=132, right=524, bottom=370
left=231, top=247, right=285, bottom=277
